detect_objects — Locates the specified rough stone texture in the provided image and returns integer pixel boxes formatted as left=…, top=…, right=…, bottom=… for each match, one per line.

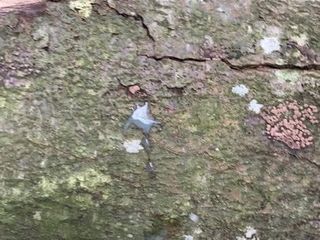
left=0, top=0, right=319, bottom=239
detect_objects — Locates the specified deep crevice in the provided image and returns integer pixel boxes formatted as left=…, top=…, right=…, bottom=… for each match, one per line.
left=105, top=2, right=155, bottom=42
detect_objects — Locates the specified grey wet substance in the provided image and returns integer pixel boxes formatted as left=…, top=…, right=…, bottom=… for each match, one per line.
left=141, top=135, right=151, bottom=158
left=124, top=102, right=160, bottom=134
left=124, top=102, right=160, bottom=173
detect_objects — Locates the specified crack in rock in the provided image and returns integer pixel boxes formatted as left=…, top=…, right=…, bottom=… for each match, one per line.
left=140, top=54, right=320, bottom=72
left=105, top=1, right=155, bottom=42
left=139, top=54, right=207, bottom=63
left=104, top=3, right=320, bottom=72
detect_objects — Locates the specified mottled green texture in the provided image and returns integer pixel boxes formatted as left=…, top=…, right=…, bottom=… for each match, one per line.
left=0, top=0, right=320, bottom=239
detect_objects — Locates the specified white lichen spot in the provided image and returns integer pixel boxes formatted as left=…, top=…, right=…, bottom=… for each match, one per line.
left=291, top=33, right=308, bottom=46
left=127, top=233, right=133, bottom=238
left=236, top=226, right=259, bottom=240
left=248, top=100, right=263, bottom=114
left=259, top=37, right=280, bottom=54
left=232, top=84, right=249, bottom=97
left=123, top=139, right=144, bottom=153
left=33, top=211, right=42, bottom=221
left=189, top=213, right=199, bottom=223
left=236, top=237, right=246, bottom=240
left=245, top=226, right=257, bottom=238
left=69, top=0, right=94, bottom=18
left=194, top=227, right=203, bottom=234
left=87, top=89, right=97, bottom=95
left=183, top=235, right=193, bottom=240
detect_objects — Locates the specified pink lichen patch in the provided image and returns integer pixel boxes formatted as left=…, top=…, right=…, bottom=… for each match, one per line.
left=260, top=100, right=319, bottom=150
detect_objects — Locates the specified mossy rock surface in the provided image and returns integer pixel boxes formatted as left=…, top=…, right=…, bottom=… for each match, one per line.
left=0, top=1, right=319, bottom=239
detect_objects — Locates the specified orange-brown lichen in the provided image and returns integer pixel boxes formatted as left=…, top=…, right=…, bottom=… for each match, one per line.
left=261, top=101, right=318, bottom=149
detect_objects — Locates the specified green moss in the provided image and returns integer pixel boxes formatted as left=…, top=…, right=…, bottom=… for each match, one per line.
left=65, top=168, right=112, bottom=190
left=274, top=70, right=300, bottom=83
left=38, top=177, right=59, bottom=197
left=0, top=96, right=6, bottom=108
